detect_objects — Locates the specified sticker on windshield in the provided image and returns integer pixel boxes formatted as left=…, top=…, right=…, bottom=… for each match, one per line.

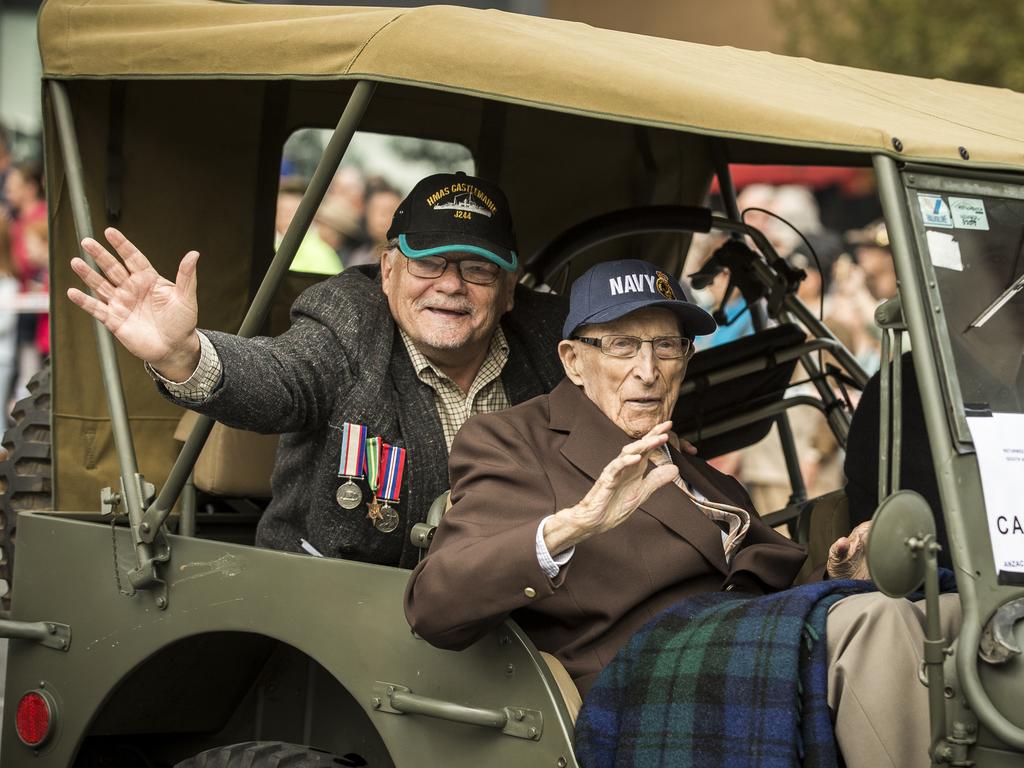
left=966, top=414, right=1024, bottom=584
left=926, top=231, right=963, bottom=271
left=917, top=194, right=953, bottom=228
left=949, top=197, right=990, bottom=230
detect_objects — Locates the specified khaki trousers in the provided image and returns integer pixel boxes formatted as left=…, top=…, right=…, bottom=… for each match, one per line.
left=827, top=592, right=962, bottom=768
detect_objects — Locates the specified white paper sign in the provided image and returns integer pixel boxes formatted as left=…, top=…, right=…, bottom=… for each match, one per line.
left=966, top=414, right=1024, bottom=580
left=926, top=230, right=964, bottom=271
left=950, top=197, right=990, bottom=230
left=918, top=193, right=953, bottom=228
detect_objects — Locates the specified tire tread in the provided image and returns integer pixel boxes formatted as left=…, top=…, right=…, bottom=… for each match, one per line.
left=0, top=361, right=53, bottom=610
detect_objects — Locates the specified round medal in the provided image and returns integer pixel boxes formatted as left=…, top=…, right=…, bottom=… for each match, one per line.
left=375, top=504, right=400, bottom=534
left=336, top=480, right=362, bottom=510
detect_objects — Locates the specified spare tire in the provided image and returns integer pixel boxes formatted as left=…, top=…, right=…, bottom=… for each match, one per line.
left=0, top=360, right=53, bottom=611
left=174, top=742, right=367, bottom=768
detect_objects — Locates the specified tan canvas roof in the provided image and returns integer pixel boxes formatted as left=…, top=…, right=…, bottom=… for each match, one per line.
left=39, top=0, right=1024, bottom=170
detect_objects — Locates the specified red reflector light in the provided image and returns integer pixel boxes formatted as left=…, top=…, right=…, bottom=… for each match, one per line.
left=16, top=690, right=53, bottom=747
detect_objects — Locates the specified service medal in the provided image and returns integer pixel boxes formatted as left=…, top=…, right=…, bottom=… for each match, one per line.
left=336, top=481, right=362, bottom=509
left=336, top=422, right=367, bottom=509
left=375, top=442, right=407, bottom=535
left=375, top=504, right=400, bottom=534
left=364, top=435, right=383, bottom=523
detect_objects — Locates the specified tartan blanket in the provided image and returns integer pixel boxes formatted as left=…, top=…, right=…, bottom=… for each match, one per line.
left=574, top=580, right=875, bottom=768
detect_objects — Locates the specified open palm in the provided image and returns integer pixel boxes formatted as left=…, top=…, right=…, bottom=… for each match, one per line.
left=570, top=422, right=679, bottom=537
left=68, top=227, right=200, bottom=370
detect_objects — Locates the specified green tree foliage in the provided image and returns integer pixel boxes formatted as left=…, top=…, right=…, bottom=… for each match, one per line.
left=776, top=0, right=1024, bottom=92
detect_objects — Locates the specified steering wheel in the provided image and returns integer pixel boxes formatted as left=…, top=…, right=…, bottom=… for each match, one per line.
left=524, top=205, right=715, bottom=288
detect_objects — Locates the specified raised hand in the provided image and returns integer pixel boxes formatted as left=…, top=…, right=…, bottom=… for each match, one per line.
left=68, top=227, right=201, bottom=380
left=544, top=421, right=680, bottom=554
left=826, top=521, right=872, bottom=580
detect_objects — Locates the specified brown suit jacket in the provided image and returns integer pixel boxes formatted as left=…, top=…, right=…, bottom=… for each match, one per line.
left=404, top=378, right=807, bottom=694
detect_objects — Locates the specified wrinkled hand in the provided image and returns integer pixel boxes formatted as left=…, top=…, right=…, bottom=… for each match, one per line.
left=545, top=422, right=680, bottom=553
left=68, top=228, right=201, bottom=379
left=826, top=521, right=872, bottom=580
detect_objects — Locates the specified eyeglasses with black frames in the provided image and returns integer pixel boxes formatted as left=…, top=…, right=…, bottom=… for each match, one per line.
left=405, top=254, right=502, bottom=285
left=572, top=335, right=694, bottom=360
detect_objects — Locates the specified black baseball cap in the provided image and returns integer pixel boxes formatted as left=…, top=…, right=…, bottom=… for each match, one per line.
left=387, top=171, right=518, bottom=270
left=563, top=259, right=717, bottom=339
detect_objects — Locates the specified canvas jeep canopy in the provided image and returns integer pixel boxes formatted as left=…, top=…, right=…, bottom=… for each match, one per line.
left=39, top=0, right=1024, bottom=167
left=35, top=0, right=1024, bottom=514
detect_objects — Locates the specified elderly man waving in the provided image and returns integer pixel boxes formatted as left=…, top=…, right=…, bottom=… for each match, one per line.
left=67, top=172, right=566, bottom=568
left=406, top=259, right=947, bottom=768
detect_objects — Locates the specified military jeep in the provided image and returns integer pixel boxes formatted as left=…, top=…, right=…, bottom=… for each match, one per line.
left=1, top=1, right=1023, bottom=766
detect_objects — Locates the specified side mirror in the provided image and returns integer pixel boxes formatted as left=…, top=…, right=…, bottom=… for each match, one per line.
left=867, top=490, right=936, bottom=597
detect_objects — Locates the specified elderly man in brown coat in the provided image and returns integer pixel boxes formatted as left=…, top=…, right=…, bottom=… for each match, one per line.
left=406, top=258, right=955, bottom=768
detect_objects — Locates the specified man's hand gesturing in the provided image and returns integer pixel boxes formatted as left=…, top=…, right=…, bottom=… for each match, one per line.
left=67, top=227, right=202, bottom=381
left=543, top=421, right=680, bottom=555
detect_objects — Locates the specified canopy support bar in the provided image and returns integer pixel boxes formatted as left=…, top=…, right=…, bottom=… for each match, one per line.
left=140, top=80, right=378, bottom=546
left=49, top=80, right=162, bottom=592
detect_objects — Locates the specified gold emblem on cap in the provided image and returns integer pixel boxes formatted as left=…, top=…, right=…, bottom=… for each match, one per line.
left=655, top=271, right=676, bottom=300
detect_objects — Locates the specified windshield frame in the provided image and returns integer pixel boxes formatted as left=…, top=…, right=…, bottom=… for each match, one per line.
left=901, top=166, right=1024, bottom=451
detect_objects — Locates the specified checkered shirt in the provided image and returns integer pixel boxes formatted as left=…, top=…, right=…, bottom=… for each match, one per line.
left=399, top=327, right=510, bottom=451
left=146, top=331, right=223, bottom=400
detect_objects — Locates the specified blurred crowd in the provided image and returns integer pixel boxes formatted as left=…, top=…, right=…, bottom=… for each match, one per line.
left=0, top=127, right=49, bottom=421
left=686, top=182, right=897, bottom=515
left=278, top=165, right=403, bottom=275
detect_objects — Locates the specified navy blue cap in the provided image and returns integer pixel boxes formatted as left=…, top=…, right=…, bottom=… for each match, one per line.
left=562, top=259, right=717, bottom=339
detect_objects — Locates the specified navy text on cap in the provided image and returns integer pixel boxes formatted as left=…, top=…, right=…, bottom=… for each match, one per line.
left=563, top=259, right=717, bottom=339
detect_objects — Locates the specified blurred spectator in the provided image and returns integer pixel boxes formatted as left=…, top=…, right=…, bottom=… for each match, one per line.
left=765, top=184, right=822, bottom=257
left=315, top=198, right=362, bottom=267
left=328, top=165, right=368, bottom=222
left=789, top=252, right=822, bottom=309
left=23, top=219, right=50, bottom=357
left=828, top=254, right=883, bottom=375
left=347, top=183, right=401, bottom=267
left=0, top=216, right=18, bottom=418
left=276, top=178, right=342, bottom=276
left=848, top=220, right=897, bottom=301
left=364, top=183, right=402, bottom=245
left=736, top=184, right=777, bottom=241
left=4, top=162, right=48, bottom=400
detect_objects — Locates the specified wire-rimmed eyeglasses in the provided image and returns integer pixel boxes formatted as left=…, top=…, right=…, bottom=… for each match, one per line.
left=572, top=335, right=694, bottom=360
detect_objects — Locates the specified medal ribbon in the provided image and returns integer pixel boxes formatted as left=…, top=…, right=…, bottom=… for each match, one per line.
left=378, top=443, right=407, bottom=503
left=338, top=422, right=367, bottom=477
left=365, top=436, right=382, bottom=495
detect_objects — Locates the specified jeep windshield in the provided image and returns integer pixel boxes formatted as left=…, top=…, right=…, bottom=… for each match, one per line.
left=908, top=174, right=1024, bottom=416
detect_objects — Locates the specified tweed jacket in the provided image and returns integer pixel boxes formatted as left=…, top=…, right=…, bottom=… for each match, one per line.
left=404, top=379, right=808, bottom=693
left=161, top=267, right=567, bottom=568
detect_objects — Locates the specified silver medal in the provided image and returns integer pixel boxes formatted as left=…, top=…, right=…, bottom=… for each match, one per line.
left=336, top=480, right=362, bottom=510
left=375, top=504, right=400, bottom=534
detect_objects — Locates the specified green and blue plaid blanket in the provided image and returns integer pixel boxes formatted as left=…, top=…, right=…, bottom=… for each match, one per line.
left=574, top=580, right=874, bottom=768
